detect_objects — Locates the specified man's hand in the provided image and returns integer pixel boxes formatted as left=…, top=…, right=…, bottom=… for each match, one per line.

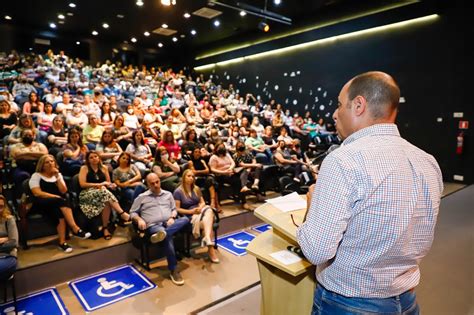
left=137, top=218, right=147, bottom=231
left=166, top=217, right=175, bottom=226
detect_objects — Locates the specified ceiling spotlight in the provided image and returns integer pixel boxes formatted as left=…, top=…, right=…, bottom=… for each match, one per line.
left=180, top=34, right=185, bottom=38
left=190, top=29, right=197, bottom=36
left=4, top=16, right=12, bottom=20
left=213, top=20, right=220, bottom=27
left=76, top=41, right=80, bottom=45
left=144, top=31, right=150, bottom=36
left=158, top=43, right=163, bottom=48
left=58, top=14, right=65, bottom=20
left=69, top=3, right=76, bottom=8
left=58, top=20, right=65, bottom=24
left=258, top=21, right=270, bottom=32
left=274, top=0, right=281, bottom=4
left=161, top=0, right=176, bottom=5
left=67, top=12, right=74, bottom=16
left=184, top=13, right=191, bottom=19
left=49, top=23, right=57, bottom=29
left=240, top=11, right=247, bottom=17
left=161, top=23, right=168, bottom=28
left=136, top=0, right=144, bottom=6
left=131, top=37, right=137, bottom=43
left=172, top=37, right=178, bottom=42
left=92, top=30, right=98, bottom=36
left=102, top=23, right=109, bottom=29
left=117, top=14, right=124, bottom=18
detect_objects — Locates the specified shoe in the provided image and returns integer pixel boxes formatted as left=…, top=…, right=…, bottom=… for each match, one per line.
left=103, top=227, right=113, bottom=240
left=240, top=186, right=251, bottom=193
left=150, top=230, right=167, bottom=243
left=210, top=256, right=220, bottom=264
left=251, top=182, right=259, bottom=190
left=201, top=237, right=215, bottom=247
left=118, top=211, right=132, bottom=225
left=242, top=203, right=253, bottom=211
left=74, top=229, right=91, bottom=239
left=59, top=243, right=73, bottom=253
left=256, top=194, right=266, bottom=202
left=170, top=270, right=184, bottom=286
left=293, top=177, right=301, bottom=183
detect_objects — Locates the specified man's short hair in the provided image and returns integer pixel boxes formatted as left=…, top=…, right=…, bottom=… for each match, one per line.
left=348, top=71, right=400, bottom=120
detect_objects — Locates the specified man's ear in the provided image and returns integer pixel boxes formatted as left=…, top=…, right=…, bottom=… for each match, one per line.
left=352, top=95, right=367, bottom=117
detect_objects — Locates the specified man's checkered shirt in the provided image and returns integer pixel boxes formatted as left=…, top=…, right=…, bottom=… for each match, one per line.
left=297, top=124, right=443, bottom=298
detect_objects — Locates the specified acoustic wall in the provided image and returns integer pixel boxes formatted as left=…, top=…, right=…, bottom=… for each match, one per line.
left=195, top=3, right=472, bottom=184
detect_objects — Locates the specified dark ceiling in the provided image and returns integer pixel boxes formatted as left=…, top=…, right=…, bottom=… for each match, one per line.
left=2, top=0, right=412, bottom=53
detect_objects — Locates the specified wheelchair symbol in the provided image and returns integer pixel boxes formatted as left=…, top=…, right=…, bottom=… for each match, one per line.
left=3, top=307, right=33, bottom=315
left=228, top=238, right=251, bottom=249
left=96, top=277, right=134, bottom=298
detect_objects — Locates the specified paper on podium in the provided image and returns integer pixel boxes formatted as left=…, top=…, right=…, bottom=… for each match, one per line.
left=270, top=250, right=302, bottom=265
left=265, top=192, right=306, bottom=212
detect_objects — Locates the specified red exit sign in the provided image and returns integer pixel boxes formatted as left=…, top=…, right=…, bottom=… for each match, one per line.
left=459, top=121, right=469, bottom=129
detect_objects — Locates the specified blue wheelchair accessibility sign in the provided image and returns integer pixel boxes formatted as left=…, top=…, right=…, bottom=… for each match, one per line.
left=251, top=223, right=272, bottom=233
left=69, top=264, right=156, bottom=312
left=0, top=288, right=68, bottom=315
left=217, top=231, right=255, bottom=256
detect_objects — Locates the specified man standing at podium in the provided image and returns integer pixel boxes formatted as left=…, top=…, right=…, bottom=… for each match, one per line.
left=297, top=71, right=443, bottom=314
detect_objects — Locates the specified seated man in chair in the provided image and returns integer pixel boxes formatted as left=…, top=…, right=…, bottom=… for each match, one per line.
left=130, top=173, right=189, bottom=286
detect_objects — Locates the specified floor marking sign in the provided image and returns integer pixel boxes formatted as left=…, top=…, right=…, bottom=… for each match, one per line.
left=0, top=288, right=68, bottom=315
left=251, top=224, right=272, bottom=233
left=217, top=231, right=255, bottom=256
left=69, top=264, right=155, bottom=312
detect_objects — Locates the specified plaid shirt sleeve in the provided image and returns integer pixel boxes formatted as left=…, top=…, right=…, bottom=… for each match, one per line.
left=297, top=153, right=355, bottom=265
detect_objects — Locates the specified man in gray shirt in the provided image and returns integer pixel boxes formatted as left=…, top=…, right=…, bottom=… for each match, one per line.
left=130, top=173, right=189, bottom=285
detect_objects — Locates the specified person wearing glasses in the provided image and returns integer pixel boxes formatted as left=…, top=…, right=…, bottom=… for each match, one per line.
left=296, top=72, right=443, bottom=314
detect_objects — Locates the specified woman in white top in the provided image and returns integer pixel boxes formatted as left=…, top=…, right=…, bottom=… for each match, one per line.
left=29, top=155, right=91, bottom=252
left=37, top=102, right=56, bottom=133
left=125, top=130, right=153, bottom=172
left=123, top=105, right=140, bottom=131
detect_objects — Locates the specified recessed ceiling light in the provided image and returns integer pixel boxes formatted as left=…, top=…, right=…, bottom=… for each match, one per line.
left=102, top=23, right=109, bottom=29
left=67, top=12, right=74, bottom=16
left=190, top=29, right=197, bottom=36
left=213, top=20, right=220, bottom=27
left=240, top=11, right=247, bottom=17
left=172, top=37, right=178, bottom=42
left=131, top=37, right=137, bottom=43
left=124, top=40, right=129, bottom=44
left=117, top=14, right=124, bottom=18
left=76, top=41, right=80, bottom=45
left=58, top=14, right=65, bottom=20
left=161, top=23, right=168, bottom=29
left=49, top=23, right=57, bottom=29
left=69, top=3, right=76, bottom=8
left=180, top=34, right=185, bottom=38
left=136, top=0, right=144, bottom=6
left=144, top=31, right=150, bottom=36
left=4, top=16, right=12, bottom=20
left=184, top=13, right=191, bottom=19
left=29, top=48, right=33, bottom=51
left=58, top=20, right=65, bottom=24
left=158, top=43, right=164, bottom=47
left=92, top=30, right=98, bottom=36
left=274, top=0, right=281, bottom=4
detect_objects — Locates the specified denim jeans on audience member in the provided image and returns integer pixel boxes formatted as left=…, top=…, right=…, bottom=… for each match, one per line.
left=131, top=185, right=148, bottom=201
left=0, top=256, right=17, bottom=280
left=312, top=284, right=419, bottom=315
left=146, top=217, right=189, bottom=271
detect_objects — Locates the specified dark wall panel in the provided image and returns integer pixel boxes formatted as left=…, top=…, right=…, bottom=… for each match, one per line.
left=197, top=10, right=472, bottom=183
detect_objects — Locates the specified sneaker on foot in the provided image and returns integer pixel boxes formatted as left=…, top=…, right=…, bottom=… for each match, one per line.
left=150, top=230, right=167, bottom=243
left=74, top=229, right=91, bottom=239
left=170, top=270, right=184, bottom=286
left=59, top=243, right=73, bottom=253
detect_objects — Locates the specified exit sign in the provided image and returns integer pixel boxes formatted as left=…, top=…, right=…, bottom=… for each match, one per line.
left=459, top=121, right=469, bottom=129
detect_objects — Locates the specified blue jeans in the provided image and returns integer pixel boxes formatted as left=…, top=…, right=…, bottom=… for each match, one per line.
left=0, top=256, right=17, bottom=280
left=312, top=284, right=419, bottom=315
left=146, top=217, right=189, bottom=271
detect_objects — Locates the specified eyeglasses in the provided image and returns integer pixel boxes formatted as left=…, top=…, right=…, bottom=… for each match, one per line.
left=290, top=214, right=300, bottom=228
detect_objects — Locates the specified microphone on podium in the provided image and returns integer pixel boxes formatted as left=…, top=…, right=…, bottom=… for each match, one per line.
left=287, top=245, right=306, bottom=259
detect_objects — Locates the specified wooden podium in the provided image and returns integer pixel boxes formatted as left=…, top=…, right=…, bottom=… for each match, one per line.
left=246, top=200, right=316, bottom=315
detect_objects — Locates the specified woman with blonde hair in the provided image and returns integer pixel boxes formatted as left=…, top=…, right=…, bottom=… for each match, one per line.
left=29, top=155, right=91, bottom=252
left=0, top=195, right=18, bottom=275
left=173, top=169, right=219, bottom=263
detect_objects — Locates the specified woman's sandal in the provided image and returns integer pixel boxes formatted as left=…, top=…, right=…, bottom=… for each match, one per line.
left=117, top=211, right=132, bottom=226
left=103, top=226, right=112, bottom=240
